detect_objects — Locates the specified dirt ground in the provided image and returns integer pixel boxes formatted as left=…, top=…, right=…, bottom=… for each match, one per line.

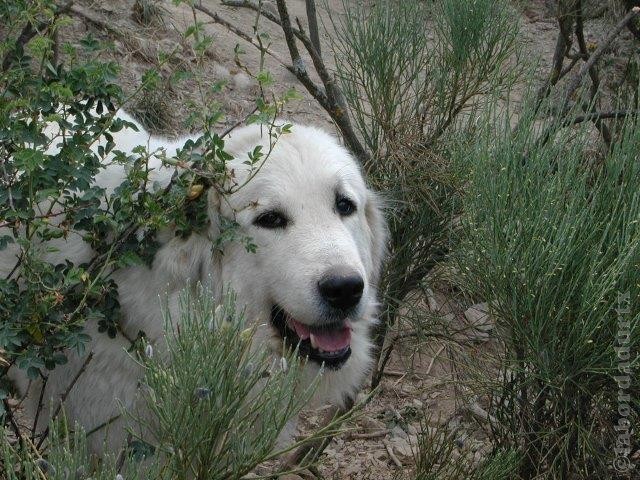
left=6, top=1, right=638, bottom=478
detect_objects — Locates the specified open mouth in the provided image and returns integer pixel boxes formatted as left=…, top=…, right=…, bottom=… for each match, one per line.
left=270, top=305, right=352, bottom=370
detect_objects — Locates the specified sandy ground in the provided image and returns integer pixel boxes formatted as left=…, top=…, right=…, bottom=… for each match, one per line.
left=4, top=0, right=639, bottom=478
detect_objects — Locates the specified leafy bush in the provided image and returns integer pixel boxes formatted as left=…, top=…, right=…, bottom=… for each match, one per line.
left=0, top=0, right=325, bottom=476
left=0, top=0, right=287, bottom=399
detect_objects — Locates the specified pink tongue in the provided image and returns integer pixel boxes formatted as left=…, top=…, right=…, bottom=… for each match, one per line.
left=312, top=328, right=351, bottom=351
left=290, top=319, right=351, bottom=351
left=291, top=320, right=311, bottom=340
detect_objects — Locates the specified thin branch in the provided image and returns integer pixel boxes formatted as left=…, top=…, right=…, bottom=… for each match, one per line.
left=192, top=4, right=290, bottom=69
left=1, top=1, right=74, bottom=71
left=304, top=0, right=321, bottom=57
left=563, top=7, right=640, bottom=108
left=220, top=0, right=369, bottom=162
left=563, top=109, right=640, bottom=126
left=574, top=0, right=611, bottom=146
left=274, top=0, right=369, bottom=163
left=286, top=398, right=354, bottom=467
left=383, top=439, right=403, bottom=467
left=36, top=351, right=94, bottom=449
left=221, top=0, right=301, bottom=36
left=347, top=429, right=390, bottom=440
left=2, top=398, right=24, bottom=443
left=31, top=375, right=49, bottom=442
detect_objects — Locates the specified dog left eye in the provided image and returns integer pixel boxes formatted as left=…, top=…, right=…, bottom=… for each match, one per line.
left=336, top=196, right=356, bottom=216
left=254, top=210, right=288, bottom=229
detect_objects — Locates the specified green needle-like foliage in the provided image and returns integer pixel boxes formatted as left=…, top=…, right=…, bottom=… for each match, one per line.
left=456, top=104, right=640, bottom=478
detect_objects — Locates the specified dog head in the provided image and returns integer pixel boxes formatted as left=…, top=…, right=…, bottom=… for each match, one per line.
left=186, top=122, right=386, bottom=402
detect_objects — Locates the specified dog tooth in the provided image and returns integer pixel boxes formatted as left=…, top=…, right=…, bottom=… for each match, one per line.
left=310, top=334, right=318, bottom=349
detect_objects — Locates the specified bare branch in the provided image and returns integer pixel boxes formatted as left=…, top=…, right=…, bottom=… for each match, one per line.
left=304, top=0, right=321, bottom=57
left=274, top=0, right=369, bottom=163
left=564, top=109, right=640, bottom=126
left=563, top=7, right=640, bottom=108
left=221, top=0, right=300, bottom=36
left=36, top=351, right=94, bottom=448
left=192, top=4, right=290, bottom=70
left=574, top=0, right=611, bottom=146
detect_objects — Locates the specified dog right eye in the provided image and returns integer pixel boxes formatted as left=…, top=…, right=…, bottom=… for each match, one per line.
left=254, top=211, right=288, bottom=229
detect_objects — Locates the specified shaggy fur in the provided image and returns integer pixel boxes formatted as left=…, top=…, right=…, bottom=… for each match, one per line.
left=2, top=111, right=387, bottom=453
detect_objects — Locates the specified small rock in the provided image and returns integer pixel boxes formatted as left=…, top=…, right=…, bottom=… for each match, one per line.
left=391, top=436, right=414, bottom=460
left=360, top=415, right=386, bottom=432
left=406, top=424, right=418, bottom=436
left=280, top=475, right=304, bottom=480
left=412, top=399, right=423, bottom=409
left=391, top=425, right=408, bottom=439
left=464, top=303, right=492, bottom=330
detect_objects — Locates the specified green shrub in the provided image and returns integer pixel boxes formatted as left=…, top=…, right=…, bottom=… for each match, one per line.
left=1, top=289, right=340, bottom=478
left=324, top=0, right=522, bottom=385
left=0, top=0, right=324, bottom=476
left=456, top=104, right=640, bottom=477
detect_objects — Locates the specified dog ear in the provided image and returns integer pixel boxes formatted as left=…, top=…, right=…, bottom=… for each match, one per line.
left=364, top=190, right=388, bottom=286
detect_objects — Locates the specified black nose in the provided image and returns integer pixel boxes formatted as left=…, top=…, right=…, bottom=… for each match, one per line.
left=318, top=269, right=364, bottom=311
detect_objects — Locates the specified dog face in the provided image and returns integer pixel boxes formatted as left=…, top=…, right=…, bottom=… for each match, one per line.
left=211, top=124, right=386, bottom=375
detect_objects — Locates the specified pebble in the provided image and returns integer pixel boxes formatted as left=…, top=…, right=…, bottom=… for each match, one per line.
left=391, top=425, right=408, bottom=439
left=390, top=436, right=414, bottom=460
left=360, top=415, right=386, bottom=431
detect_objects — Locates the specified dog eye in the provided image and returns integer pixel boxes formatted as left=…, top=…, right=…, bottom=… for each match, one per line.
left=336, top=196, right=356, bottom=216
left=254, top=211, right=288, bottom=229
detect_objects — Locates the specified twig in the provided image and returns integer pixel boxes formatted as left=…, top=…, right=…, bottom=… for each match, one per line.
left=304, top=0, right=321, bottom=57
left=221, top=0, right=299, bottom=35
left=383, top=439, right=402, bottom=467
left=286, top=398, right=353, bottom=466
left=2, top=398, right=24, bottom=443
left=220, top=0, right=369, bottom=162
left=192, top=4, right=290, bottom=68
left=372, top=331, right=453, bottom=388
left=85, top=413, right=122, bottom=437
left=382, top=369, right=406, bottom=377
left=574, top=0, right=611, bottom=146
left=347, top=429, right=390, bottom=440
left=274, top=0, right=369, bottom=163
left=36, top=351, right=94, bottom=448
left=564, top=109, right=640, bottom=126
left=563, top=7, right=640, bottom=108
left=287, top=406, right=339, bottom=465
left=31, top=375, right=48, bottom=442
left=425, top=345, right=445, bottom=377
left=221, top=106, right=259, bottom=138
left=1, top=1, right=74, bottom=71
left=466, top=399, right=498, bottom=429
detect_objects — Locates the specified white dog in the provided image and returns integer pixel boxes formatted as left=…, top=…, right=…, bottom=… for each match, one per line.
left=3, top=111, right=387, bottom=454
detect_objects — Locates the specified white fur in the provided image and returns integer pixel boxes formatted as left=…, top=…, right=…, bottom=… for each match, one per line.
left=2, top=112, right=387, bottom=453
